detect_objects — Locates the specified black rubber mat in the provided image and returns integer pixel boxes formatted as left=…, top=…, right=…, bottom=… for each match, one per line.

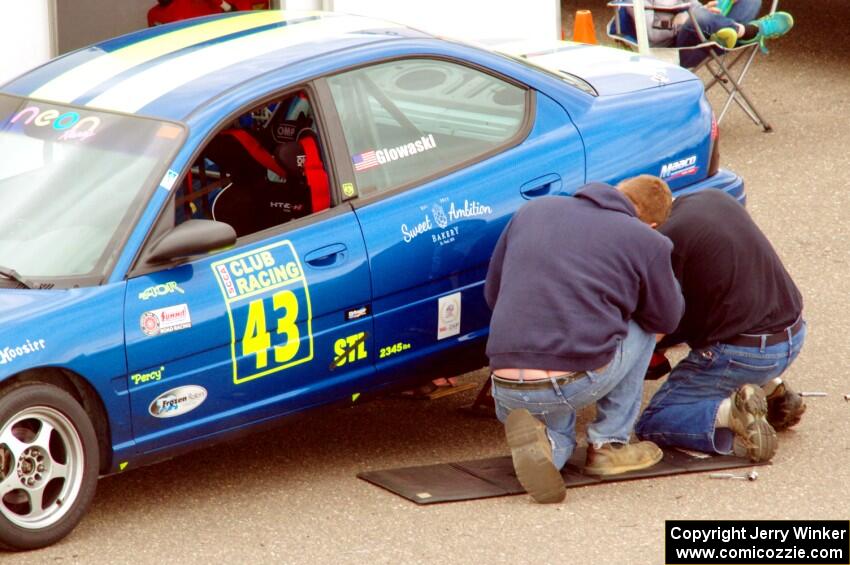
left=358, top=447, right=768, bottom=504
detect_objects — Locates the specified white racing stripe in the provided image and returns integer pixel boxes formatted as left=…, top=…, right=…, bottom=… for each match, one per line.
left=30, top=11, right=289, bottom=104
left=86, top=15, right=399, bottom=113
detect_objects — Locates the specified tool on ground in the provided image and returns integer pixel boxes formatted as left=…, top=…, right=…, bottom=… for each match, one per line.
left=709, top=470, right=758, bottom=481
left=799, top=391, right=827, bottom=397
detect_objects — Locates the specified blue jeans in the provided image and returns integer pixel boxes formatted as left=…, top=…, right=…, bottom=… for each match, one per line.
left=492, top=321, right=655, bottom=470
left=636, top=321, right=806, bottom=454
left=677, top=0, right=762, bottom=67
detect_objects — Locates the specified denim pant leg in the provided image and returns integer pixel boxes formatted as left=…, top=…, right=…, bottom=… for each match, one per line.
left=584, top=320, right=656, bottom=446
left=727, top=0, right=762, bottom=25
left=491, top=320, right=656, bottom=469
left=676, top=4, right=740, bottom=67
left=636, top=322, right=807, bottom=454
left=492, top=379, right=578, bottom=470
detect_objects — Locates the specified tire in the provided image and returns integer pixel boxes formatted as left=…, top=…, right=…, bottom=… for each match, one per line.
left=0, top=382, right=99, bottom=550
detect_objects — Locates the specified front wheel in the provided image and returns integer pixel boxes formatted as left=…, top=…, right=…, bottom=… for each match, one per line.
left=0, top=382, right=99, bottom=550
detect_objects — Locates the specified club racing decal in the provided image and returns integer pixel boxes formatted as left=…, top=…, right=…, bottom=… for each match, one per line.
left=148, top=385, right=207, bottom=418
left=0, top=338, right=46, bottom=365
left=138, top=281, right=185, bottom=301
left=211, top=241, right=314, bottom=385
left=401, top=197, right=493, bottom=246
left=140, top=304, right=192, bottom=336
left=131, top=366, right=165, bottom=386
left=8, top=105, right=101, bottom=142
left=352, top=134, right=437, bottom=172
left=660, top=155, right=699, bottom=180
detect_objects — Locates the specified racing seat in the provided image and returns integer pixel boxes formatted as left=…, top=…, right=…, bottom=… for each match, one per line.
left=607, top=0, right=780, bottom=131
left=261, top=95, right=331, bottom=215
left=206, top=101, right=330, bottom=236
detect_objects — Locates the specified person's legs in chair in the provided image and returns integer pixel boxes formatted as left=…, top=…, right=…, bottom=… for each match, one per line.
left=676, top=3, right=755, bottom=67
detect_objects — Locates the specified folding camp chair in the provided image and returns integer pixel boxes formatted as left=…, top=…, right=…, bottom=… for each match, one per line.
left=607, top=0, right=780, bottom=132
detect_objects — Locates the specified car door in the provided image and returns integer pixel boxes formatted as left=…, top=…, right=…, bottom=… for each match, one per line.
left=124, top=126, right=373, bottom=451
left=319, top=57, right=584, bottom=384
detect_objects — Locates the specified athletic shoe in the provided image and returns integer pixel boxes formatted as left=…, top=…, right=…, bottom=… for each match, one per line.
left=505, top=409, right=565, bottom=503
left=710, top=27, right=738, bottom=49
left=584, top=441, right=663, bottom=476
left=716, top=0, right=736, bottom=16
left=740, top=11, right=794, bottom=52
left=766, top=382, right=806, bottom=430
left=728, top=384, right=778, bottom=462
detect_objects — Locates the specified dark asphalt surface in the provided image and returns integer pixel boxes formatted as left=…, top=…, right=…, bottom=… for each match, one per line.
left=5, top=1, right=849, bottom=563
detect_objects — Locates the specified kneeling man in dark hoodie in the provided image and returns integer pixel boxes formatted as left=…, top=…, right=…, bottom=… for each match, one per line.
left=485, top=176, right=684, bottom=503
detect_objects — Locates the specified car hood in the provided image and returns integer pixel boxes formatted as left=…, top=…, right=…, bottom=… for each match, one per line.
left=491, top=39, right=697, bottom=96
left=0, top=288, right=77, bottom=325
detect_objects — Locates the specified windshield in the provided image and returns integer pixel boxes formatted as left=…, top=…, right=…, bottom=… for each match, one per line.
left=0, top=94, right=185, bottom=284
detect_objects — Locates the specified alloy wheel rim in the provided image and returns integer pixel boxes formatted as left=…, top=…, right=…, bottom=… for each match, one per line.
left=0, top=406, right=85, bottom=529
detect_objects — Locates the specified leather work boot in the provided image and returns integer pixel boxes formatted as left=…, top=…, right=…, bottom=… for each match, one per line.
left=505, top=409, right=565, bottom=504
left=583, top=441, right=663, bottom=476
left=729, top=384, right=778, bottom=462
left=766, top=382, right=806, bottom=430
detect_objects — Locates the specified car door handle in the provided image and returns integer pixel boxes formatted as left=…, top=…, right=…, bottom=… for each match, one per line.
left=520, top=174, right=562, bottom=199
left=304, top=243, right=348, bottom=267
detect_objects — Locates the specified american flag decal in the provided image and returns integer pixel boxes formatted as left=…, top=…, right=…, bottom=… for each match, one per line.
left=352, top=150, right=379, bottom=172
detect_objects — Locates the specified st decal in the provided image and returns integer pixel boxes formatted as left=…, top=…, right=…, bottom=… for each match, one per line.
left=331, top=332, right=367, bottom=370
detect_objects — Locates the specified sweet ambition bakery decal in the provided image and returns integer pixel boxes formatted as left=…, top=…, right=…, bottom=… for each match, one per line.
left=401, top=197, right=493, bottom=246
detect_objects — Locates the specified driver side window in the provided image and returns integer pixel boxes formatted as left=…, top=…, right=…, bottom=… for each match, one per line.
left=174, top=90, right=331, bottom=238
left=327, top=58, right=527, bottom=197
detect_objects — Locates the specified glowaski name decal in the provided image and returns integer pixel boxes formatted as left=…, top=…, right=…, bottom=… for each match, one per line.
left=352, top=134, right=437, bottom=172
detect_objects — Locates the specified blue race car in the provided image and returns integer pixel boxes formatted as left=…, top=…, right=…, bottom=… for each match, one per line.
left=0, top=11, right=742, bottom=549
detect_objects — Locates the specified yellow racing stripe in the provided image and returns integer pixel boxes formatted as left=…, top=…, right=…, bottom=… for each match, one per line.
left=30, top=11, right=290, bottom=104
left=85, top=15, right=398, bottom=114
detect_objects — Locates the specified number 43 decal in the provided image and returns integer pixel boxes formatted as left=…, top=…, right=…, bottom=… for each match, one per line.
left=211, top=240, right=314, bottom=385
left=236, top=289, right=313, bottom=383
left=242, top=290, right=300, bottom=369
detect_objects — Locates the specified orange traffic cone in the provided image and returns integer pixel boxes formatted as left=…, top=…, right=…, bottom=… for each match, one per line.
left=573, top=10, right=597, bottom=44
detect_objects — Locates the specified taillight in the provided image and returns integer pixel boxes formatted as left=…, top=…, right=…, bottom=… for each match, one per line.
left=708, top=113, right=720, bottom=176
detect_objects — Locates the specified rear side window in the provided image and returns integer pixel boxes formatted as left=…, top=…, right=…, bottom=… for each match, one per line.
left=327, top=58, right=527, bottom=196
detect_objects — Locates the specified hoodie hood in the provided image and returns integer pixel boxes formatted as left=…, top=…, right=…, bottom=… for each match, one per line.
left=575, top=182, right=638, bottom=218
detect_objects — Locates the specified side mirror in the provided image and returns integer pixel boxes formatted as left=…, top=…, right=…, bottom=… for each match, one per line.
left=146, top=220, right=236, bottom=264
